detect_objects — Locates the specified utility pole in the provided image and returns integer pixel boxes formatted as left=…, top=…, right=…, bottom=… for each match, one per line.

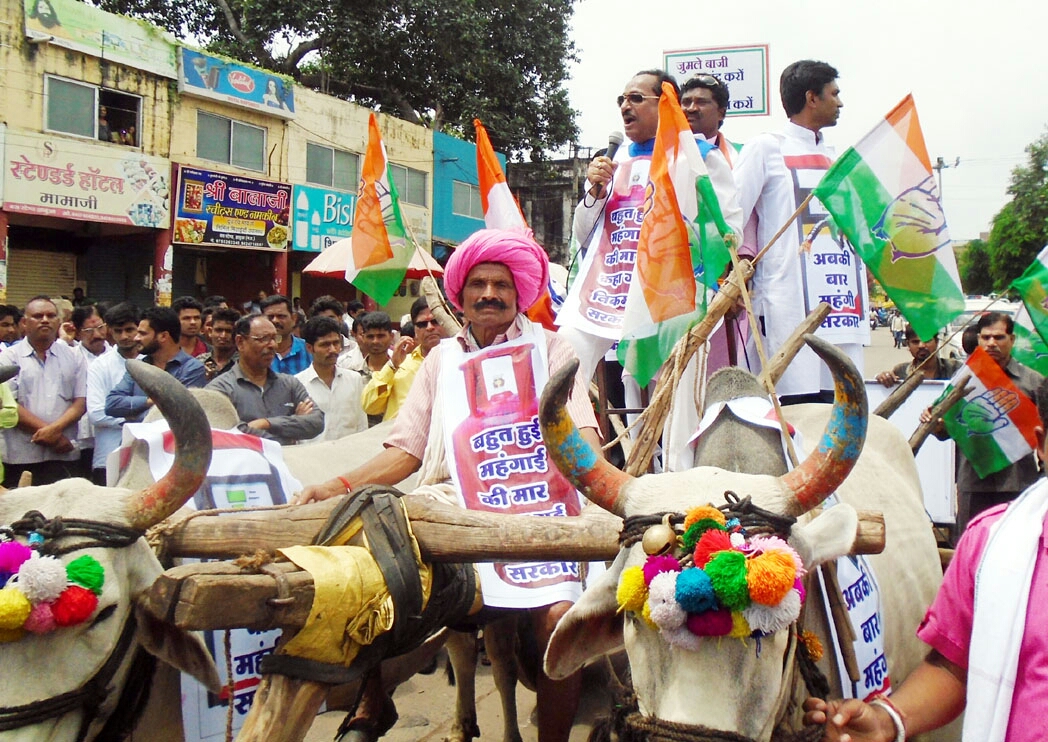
left=933, top=156, right=960, bottom=204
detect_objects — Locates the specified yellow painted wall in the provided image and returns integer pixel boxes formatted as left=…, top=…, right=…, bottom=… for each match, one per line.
left=0, top=0, right=173, bottom=157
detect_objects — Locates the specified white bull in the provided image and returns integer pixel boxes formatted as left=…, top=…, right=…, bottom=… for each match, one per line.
left=538, top=336, right=948, bottom=741
left=0, top=361, right=219, bottom=742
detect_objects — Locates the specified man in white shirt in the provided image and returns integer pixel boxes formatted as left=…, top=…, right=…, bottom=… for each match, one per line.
left=86, top=302, right=141, bottom=485
left=734, top=59, right=869, bottom=404
left=295, top=316, right=367, bottom=441
left=71, top=304, right=110, bottom=476
left=0, top=296, right=87, bottom=486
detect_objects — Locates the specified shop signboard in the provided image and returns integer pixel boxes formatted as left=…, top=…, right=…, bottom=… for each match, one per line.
left=179, top=48, right=295, bottom=119
left=3, top=130, right=171, bottom=227
left=23, top=0, right=177, bottom=79
left=173, top=166, right=291, bottom=251
left=663, top=44, right=770, bottom=117
left=289, top=183, right=356, bottom=253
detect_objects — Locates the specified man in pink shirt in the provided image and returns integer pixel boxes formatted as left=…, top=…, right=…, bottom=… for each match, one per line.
left=804, top=375, right=1048, bottom=741
left=298, top=228, right=599, bottom=742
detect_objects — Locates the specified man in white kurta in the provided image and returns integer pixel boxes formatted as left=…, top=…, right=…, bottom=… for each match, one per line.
left=734, top=60, right=869, bottom=402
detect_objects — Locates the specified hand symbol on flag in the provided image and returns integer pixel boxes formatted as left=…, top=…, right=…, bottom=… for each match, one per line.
left=961, top=388, right=1020, bottom=435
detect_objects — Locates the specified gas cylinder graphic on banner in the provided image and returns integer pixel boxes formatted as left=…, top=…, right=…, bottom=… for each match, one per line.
left=293, top=189, right=310, bottom=250
left=450, top=342, right=581, bottom=590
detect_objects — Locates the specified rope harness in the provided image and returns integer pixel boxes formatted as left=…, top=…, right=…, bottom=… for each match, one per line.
left=593, top=492, right=829, bottom=742
left=0, top=511, right=148, bottom=742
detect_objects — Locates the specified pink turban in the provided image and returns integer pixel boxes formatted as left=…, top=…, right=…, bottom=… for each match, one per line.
left=443, top=228, right=549, bottom=312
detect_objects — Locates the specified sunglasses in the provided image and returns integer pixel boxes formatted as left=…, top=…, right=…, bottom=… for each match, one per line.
left=616, top=93, right=660, bottom=107
left=414, top=319, right=439, bottom=329
left=690, top=74, right=724, bottom=88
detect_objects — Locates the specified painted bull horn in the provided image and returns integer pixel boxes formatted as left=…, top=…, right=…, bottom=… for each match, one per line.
left=539, top=359, right=632, bottom=517
left=123, top=359, right=212, bottom=530
left=0, top=365, right=19, bottom=384
left=779, top=334, right=868, bottom=515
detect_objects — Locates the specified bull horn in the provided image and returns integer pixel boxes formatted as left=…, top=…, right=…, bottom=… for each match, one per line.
left=0, top=365, right=19, bottom=384
left=123, top=359, right=212, bottom=531
left=779, top=334, right=867, bottom=515
left=539, top=359, right=632, bottom=517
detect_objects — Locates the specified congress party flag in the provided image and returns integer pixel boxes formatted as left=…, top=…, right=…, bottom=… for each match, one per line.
left=813, top=94, right=963, bottom=342
left=1010, top=244, right=1048, bottom=343
left=616, top=82, right=733, bottom=387
left=1011, top=303, right=1048, bottom=376
left=345, top=112, right=410, bottom=305
left=474, top=118, right=563, bottom=330
left=941, top=347, right=1040, bottom=478
left=474, top=119, right=527, bottom=230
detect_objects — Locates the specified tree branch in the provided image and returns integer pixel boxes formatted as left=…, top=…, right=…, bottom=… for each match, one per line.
left=209, top=0, right=273, bottom=67
left=283, top=36, right=324, bottom=75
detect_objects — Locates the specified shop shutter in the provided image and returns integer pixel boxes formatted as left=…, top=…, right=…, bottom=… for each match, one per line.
left=7, top=249, right=77, bottom=308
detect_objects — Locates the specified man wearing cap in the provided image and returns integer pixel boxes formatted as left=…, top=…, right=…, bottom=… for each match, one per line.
left=298, top=228, right=599, bottom=741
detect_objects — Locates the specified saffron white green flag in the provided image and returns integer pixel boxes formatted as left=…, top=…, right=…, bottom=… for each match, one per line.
left=813, top=95, right=964, bottom=341
left=345, top=112, right=410, bottom=305
left=1010, top=244, right=1048, bottom=344
left=941, top=347, right=1040, bottom=478
left=616, top=82, right=732, bottom=387
left=1011, top=303, right=1048, bottom=376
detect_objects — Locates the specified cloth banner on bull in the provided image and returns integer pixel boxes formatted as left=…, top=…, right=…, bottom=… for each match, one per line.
left=439, top=321, right=603, bottom=608
left=112, top=421, right=302, bottom=740
left=687, top=396, right=889, bottom=699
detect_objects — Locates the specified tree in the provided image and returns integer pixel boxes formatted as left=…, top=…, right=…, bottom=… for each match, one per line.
left=959, top=238, right=993, bottom=295
left=95, top=0, right=579, bottom=158
left=985, top=129, right=1048, bottom=287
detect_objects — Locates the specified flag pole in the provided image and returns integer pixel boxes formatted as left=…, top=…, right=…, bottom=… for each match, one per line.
left=752, top=192, right=815, bottom=266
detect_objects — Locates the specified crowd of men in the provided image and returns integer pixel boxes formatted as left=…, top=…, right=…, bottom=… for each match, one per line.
left=0, top=57, right=1041, bottom=742
left=0, top=290, right=446, bottom=489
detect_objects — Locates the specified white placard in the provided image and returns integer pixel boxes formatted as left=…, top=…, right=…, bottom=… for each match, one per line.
left=865, top=380, right=956, bottom=523
left=663, top=44, right=770, bottom=117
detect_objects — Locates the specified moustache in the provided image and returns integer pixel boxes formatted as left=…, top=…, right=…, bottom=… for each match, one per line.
left=473, top=299, right=508, bottom=312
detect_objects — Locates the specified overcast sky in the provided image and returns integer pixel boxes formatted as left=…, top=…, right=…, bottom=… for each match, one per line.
left=563, top=0, right=1046, bottom=240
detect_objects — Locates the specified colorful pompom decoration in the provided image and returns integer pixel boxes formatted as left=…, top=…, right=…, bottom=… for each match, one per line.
left=0, top=536, right=106, bottom=641
left=693, top=529, right=733, bottom=568
left=0, top=587, right=32, bottom=630
left=16, top=554, right=68, bottom=603
left=746, top=550, right=798, bottom=606
left=642, top=554, right=681, bottom=585
left=801, top=630, right=824, bottom=662
left=648, top=572, right=686, bottom=630
left=615, top=501, right=808, bottom=652
left=684, top=506, right=726, bottom=530
left=24, top=602, right=57, bottom=634
left=705, top=551, right=750, bottom=611
left=53, top=585, right=98, bottom=626
left=616, top=566, right=648, bottom=614
left=66, top=555, right=105, bottom=594
left=0, top=541, right=31, bottom=573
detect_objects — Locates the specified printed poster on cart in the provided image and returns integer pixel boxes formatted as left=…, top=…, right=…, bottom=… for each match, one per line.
left=173, top=165, right=291, bottom=252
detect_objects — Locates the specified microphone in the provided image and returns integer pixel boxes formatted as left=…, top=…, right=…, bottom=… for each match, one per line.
left=590, top=131, right=625, bottom=199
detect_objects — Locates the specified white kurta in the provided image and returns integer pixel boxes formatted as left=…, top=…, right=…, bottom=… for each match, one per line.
left=734, top=121, right=869, bottom=397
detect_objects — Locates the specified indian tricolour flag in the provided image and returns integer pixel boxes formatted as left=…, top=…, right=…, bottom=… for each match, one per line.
left=616, top=82, right=733, bottom=387
left=345, top=112, right=411, bottom=305
left=812, top=94, right=963, bottom=341
left=941, top=347, right=1040, bottom=478
left=1010, top=244, right=1048, bottom=342
left=1012, top=303, right=1048, bottom=376
left=474, top=118, right=527, bottom=230
left=474, top=118, right=562, bottom=330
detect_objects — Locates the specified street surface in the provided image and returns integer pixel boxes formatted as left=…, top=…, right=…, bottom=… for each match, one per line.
left=304, top=325, right=917, bottom=741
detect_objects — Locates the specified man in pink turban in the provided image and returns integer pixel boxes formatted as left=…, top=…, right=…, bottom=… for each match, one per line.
left=298, top=228, right=600, bottom=741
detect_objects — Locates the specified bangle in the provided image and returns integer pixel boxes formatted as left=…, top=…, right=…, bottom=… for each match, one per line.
left=869, top=696, right=906, bottom=742
left=337, top=476, right=352, bottom=494
left=387, top=360, right=399, bottom=371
